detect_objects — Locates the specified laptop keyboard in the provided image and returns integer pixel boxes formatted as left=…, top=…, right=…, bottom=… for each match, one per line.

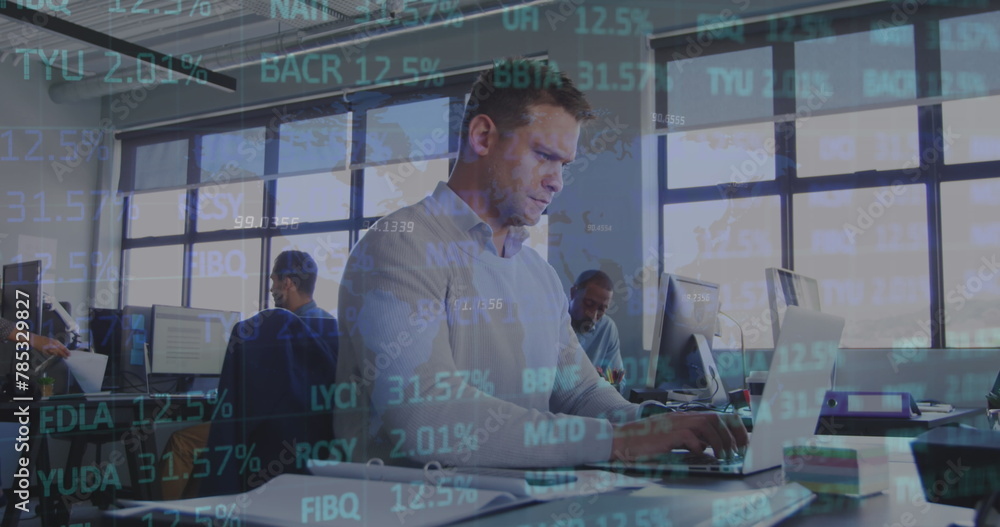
left=656, top=451, right=744, bottom=466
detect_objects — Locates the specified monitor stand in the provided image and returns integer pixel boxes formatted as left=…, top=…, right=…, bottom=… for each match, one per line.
left=687, top=334, right=730, bottom=408
left=174, top=375, right=196, bottom=393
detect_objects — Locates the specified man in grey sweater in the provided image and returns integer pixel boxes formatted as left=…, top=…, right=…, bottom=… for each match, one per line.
left=336, top=58, right=746, bottom=468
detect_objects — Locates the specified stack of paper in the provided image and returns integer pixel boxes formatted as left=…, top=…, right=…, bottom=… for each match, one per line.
left=783, top=444, right=889, bottom=497
left=108, top=473, right=527, bottom=527
left=308, top=461, right=652, bottom=502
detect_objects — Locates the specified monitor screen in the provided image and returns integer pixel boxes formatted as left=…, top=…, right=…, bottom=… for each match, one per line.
left=2, top=260, right=43, bottom=335
left=90, top=308, right=125, bottom=390
left=646, top=273, right=722, bottom=394
left=89, top=308, right=123, bottom=357
left=149, top=305, right=239, bottom=376
left=765, top=267, right=822, bottom=343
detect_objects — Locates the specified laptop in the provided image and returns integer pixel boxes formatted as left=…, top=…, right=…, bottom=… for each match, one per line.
left=597, top=306, right=846, bottom=476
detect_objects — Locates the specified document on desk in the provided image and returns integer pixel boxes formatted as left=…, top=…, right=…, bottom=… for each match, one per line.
left=307, top=461, right=652, bottom=501
left=108, top=473, right=530, bottom=527
left=65, top=351, right=108, bottom=393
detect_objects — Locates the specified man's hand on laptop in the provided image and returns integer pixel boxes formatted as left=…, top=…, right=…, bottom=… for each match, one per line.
left=609, top=412, right=749, bottom=462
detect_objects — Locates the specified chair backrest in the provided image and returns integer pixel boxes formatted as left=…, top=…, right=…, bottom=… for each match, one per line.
left=200, top=309, right=339, bottom=496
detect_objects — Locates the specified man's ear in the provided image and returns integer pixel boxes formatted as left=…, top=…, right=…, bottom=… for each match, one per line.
left=285, top=276, right=301, bottom=294
left=466, top=114, right=498, bottom=157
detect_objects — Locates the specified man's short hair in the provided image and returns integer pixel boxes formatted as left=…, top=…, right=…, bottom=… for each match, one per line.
left=460, top=58, right=595, bottom=147
left=272, top=250, right=318, bottom=296
left=573, top=270, right=613, bottom=292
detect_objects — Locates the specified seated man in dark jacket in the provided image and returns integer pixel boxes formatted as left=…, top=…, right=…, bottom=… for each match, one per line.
left=160, top=250, right=335, bottom=499
left=199, top=308, right=339, bottom=497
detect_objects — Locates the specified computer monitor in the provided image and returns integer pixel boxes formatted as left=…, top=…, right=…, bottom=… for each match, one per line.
left=150, top=305, right=240, bottom=375
left=89, top=308, right=122, bottom=355
left=645, top=273, right=727, bottom=406
left=765, top=267, right=822, bottom=343
left=149, top=305, right=238, bottom=383
left=2, top=260, right=43, bottom=334
left=90, top=307, right=127, bottom=391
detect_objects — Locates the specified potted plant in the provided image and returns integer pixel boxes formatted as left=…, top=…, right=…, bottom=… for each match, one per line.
left=38, top=375, right=55, bottom=397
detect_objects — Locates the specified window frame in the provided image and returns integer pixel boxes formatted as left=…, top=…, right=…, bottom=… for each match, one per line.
left=117, top=76, right=475, bottom=312
left=653, top=2, right=1000, bottom=349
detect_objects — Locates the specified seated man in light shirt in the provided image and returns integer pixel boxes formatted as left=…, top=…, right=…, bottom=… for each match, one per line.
left=569, top=270, right=623, bottom=372
left=336, top=58, right=747, bottom=469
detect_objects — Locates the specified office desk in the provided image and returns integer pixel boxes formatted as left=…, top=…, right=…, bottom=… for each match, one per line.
left=736, top=407, right=981, bottom=437
left=456, top=436, right=975, bottom=527
left=817, top=407, right=981, bottom=437
left=0, top=393, right=216, bottom=527
left=104, top=435, right=979, bottom=527
left=449, top=462, right=972, bottom=527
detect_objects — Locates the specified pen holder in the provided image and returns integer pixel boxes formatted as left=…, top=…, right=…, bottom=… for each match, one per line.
left=596, top=367, right=627, bottom=395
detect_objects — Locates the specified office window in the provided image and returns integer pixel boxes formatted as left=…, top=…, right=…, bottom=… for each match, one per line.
left=275, top=171, right=352, bottom=223
left=663, top=196, right=782, bottom=349
left=134, top=140, right=188, bottom=191
left=125, top=246, right=183, bottom=307
left=793, top=187, right=929, bottom=348
left=794, top=26, right=914, bottom=111
left=655, top=5, right=1000, bottom=349
left=363, top=158, right=449, bottom=216
left=120, top=82, right=469, bottom=318
left=365, top=98, right=451, bottom=165
left=665, top=47, right=773, bottom=130
left=195, top=180, right=265, bottom=232
left=666, top=122, right=776, bottom=189
left=129, top=190, right=186, bottom=238
left=199, top=128, right=267, bottom=182
left=189, top=239, right=262, bottom=316
left=941, top=179, right=1000, bottom=348
left=278, top=113, right=351, bottom=174
left=796, top=107, right=918, bottom=178
left=938, top=11, right=999, bottom=99
left=942, top=95, right=1000, bottom=165
left=269, top=232, right=349, bottom=315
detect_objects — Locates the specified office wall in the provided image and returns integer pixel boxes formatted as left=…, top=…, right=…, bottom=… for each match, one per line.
left=0, top=62, right=109, bottom=337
